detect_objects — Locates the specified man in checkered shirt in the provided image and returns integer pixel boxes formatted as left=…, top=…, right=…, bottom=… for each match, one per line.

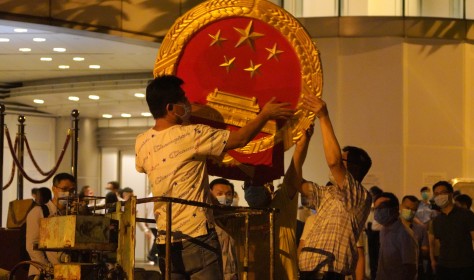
left=298, top=95, right=372, bottom=280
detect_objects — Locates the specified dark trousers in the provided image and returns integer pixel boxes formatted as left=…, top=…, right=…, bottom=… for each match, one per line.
left=436, top=265, right=474, bottom=280
left=366, top=225, right=380, bottom=280
left=157, top=230, right=223, bottom=280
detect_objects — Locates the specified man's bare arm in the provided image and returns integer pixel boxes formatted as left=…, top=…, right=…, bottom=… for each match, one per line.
left=302, top=95, right=346, bottom=188
left=224, top=97, right=293, bottom=151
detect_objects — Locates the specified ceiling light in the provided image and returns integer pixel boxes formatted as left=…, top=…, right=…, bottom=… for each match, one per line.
left=134, top=93, right=145, bottom=98
left=68, top=96, right=80, bottom=101
left=58, top=65, right=70, bottom=69
left=53, top=47, right=66, bottom=52
left=33, top=99, right=44, bottom=104
left=0, top=38, right=10, bottom=42
left=33, top=38, right=46, bottom=42
left=88, top=95, right=100, bottom=100
left=73, top=57, right=85, bottom=61
left=141, top=112, right=152, bottom=117
left=89, top=65, right=101, bottom=69
left=40, top=57, right=52, bottom=61
left=102, top=114, right=113, bottom=119
left=19, top=48, right=31, bottom=52
left=14, top=28, right=28, bottom=33
left=121, top=113, right=131, bottom=118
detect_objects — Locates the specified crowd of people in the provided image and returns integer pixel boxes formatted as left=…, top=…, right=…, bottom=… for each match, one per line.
left=22, top=74, right=474, bottom=280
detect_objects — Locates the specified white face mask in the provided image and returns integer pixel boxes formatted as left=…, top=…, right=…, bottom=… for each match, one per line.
left=434, top=194, right=450, bottom=208
left=216, top=195, right=227, bottom=205
left=57, top=191, right=69, bottom=207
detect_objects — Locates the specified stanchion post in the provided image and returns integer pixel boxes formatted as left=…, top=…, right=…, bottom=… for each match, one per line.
left=165, top=201, right=172, bottom=280
left=269, top=212, right=274, bottom=280
left=243, top=213, right=249, bottom=280
left=71, top=110, right=79, bottom=192
left=17, top=115, right=25, bottom=200
left=0, top=104, right=5, bottom=226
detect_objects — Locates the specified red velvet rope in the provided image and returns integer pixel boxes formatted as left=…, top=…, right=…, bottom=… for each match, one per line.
left=24, top=129, right=71, bottom=176
left=4, top=126, right=72, bottom=184
left=2, top=136, right=18, bottom=190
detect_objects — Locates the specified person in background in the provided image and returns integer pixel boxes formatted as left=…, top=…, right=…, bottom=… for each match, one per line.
left=415, top=186, right=436, bottom=229
left=31, top=188, right=39, bottom=204
left=430, top=181, right=474, bottom=280
left=454, top=194, right=472, bottom=211
left=210, top=178, right=239, bottom=280
left=366, top=186, right=383, bottom=280
left=400, top=195, right=430, bottom=280
left=120, top=187, right=134, bottom=201
left=375, top=192, right=418, bottom=280
left=26, top=173, right=75, bottom=279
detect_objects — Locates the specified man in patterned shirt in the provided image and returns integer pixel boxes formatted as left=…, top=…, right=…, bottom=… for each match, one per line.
left=298, top=95, right=372, bottom=280
left=135, top=75, right=293, bottom=279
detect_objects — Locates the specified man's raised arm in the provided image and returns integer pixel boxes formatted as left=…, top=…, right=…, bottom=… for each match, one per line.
left=302, top=95, right=346, bottom=188
left=224, top=97, right=293, bottom=151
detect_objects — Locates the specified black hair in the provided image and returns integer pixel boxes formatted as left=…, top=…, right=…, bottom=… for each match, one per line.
left=432, top=181, right=453, bottom=193
left=53, top=173, right=75, bottom=187
left=37, top=187, right=52, bottom=204
left=78, top=185, right=91, bottom=199
left=121, top=187, right=134, bottom=194
left=107, top=181, right=121, bottom=191
left=146, top=75, right=187, bottom=119
left=455, top=194, right=472, bottom=209
left=376, top=192, right=399, bottom=208
left=402, top=195, right=419, bottom=204
left=209, top=178, right=235, bottom=194
left=342, top=146, right=372, bottom=182
left=420, top=186, right=430, bottom=193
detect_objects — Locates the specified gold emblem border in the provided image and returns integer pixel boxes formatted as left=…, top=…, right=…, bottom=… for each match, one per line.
left=153, top=0, right=322, bottom=162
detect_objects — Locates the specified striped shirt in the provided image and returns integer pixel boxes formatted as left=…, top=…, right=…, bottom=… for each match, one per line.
left=298, top=173, right=371, bottom=275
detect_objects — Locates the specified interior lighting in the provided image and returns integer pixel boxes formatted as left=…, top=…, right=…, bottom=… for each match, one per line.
left=141, top=112, right=152, bottom=117
left=102, top=114, right=113, bottom=119
left=40, top=57, right=52, bottom=61
left=53, top=47, right=66, bottom=52
left=73, top=57, right=85, bottom=61
left=33, top=99, right=44, bottom=104
left=0, top=38, right=10, bottom=42
left=121, top=113, right=131, bottom=118
left=134, top=93, right=145, bottom=98
left=33, top=38, right=46, bottom=42
left=88, top=95, right=100, bottom=100
left=68, top=96, right=80, bottom=101
left=14, top=28, right=28, bottom=33
left=19, top=48, right=31, bottom=52
left=89, top=65, right=101, bottom=69
left=58, top=65, right=70, bottom=69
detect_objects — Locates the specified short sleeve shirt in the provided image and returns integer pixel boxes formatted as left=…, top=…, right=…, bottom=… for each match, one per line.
left=135, top=124, right=230, bottom=243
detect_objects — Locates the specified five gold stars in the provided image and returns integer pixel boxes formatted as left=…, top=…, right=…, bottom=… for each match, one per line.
left=234, top=21, right=264, bottom=49
left=219, top=56, right=236, bottom=73
left=209, top=30, right=227, bottom=46
left=244, top=60, right=262, bottom=78
left=266, top=43, right=284, bottom=61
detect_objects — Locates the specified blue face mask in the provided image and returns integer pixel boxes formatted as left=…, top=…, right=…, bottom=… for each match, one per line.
left=421, top=192, right=430, bottom=201
left=374, top=207, right=398, bottom=226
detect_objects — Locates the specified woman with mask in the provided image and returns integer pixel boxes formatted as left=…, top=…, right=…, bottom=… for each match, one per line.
left=374, top=192, right=418, bottom=280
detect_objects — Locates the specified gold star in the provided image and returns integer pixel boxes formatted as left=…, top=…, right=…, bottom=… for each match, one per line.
left=234, top=21, right=264, bottom=49
left=266, top=43, right=284, bottom=61
left=219, top=56, right=236, bottom=73
left=244, top=60, right=262, bottom=78
left=209, top=30, right=227, bottom=46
